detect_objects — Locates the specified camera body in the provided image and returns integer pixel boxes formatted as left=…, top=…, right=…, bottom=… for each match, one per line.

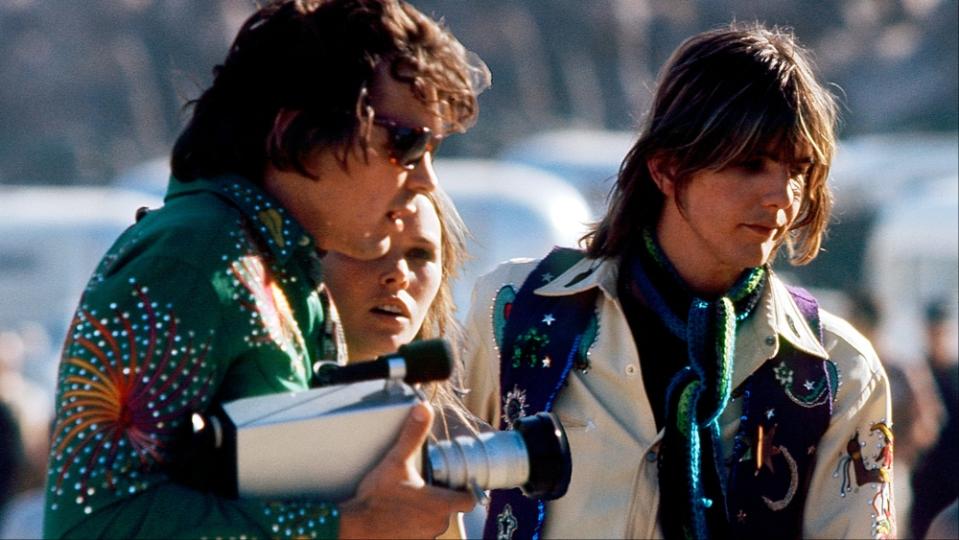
left=193, top=379, right=422, bottom=501
left=186, top=339, right=571, bottom=502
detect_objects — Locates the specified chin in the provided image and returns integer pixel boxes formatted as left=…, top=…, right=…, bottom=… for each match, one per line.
left=354, top=335, right=406, bottom=360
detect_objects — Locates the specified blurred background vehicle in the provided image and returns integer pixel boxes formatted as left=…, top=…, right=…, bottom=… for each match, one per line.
left=498, top=128, right=635, bottom=219
left=432, top=158, right=592, bottom=316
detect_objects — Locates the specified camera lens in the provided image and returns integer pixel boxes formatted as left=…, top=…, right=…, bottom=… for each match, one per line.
left=426, top=412, right=571, bottom=500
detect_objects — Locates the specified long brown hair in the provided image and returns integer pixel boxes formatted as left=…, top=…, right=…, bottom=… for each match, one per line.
left=585, top=23, right=838, bottom=266
left=171, top=0, right=487, bottom=184
left=413, top=189, right=479, bottom=436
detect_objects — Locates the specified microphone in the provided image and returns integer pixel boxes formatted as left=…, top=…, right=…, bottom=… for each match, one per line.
left=313, top=338, right=453, bottom=386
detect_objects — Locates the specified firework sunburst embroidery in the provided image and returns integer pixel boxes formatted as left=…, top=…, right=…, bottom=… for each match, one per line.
left=49, top=282, right=215, bottom=504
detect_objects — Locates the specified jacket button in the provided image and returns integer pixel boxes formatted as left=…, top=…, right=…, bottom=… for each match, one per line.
left=625, top=364, right=638, bottom=375
left=765, top=335, right=776, bottom=346
left=646, top=450, right=657, bottom=462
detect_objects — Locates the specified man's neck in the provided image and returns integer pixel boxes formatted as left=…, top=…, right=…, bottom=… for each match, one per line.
left=654, top=219, right=739, bottom=297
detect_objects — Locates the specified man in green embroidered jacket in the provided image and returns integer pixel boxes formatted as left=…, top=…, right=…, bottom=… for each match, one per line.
left=43, top=1, right=489, bottom=538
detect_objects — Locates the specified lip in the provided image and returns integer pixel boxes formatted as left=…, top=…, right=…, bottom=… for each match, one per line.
left=368, top=296, right=413, bottom=320
left=742, top=223, right=778, bottom=238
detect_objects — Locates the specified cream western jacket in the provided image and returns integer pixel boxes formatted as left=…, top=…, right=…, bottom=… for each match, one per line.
left=462, top=255, right=895, bottom=539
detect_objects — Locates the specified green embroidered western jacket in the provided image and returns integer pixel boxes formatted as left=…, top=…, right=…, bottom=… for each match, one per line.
left=44, top=175, right=342, bottom=539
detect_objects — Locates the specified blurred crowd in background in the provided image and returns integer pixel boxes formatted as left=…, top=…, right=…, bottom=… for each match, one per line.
left=1, top=0, right=957, bottom=538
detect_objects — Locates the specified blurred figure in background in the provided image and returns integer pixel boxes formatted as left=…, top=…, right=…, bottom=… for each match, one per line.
left=925, top=499, right=958, bottom=540
left=0, top=327, right=54, bottom=539
left=0, top=401, right=24, bottom=523
left=911, top=300, right=959, bottom=540
left=0, top=329, right=52, bottom=496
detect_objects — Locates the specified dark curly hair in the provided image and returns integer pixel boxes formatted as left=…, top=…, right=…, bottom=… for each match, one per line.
left=172, top=0, right=486, bottom=183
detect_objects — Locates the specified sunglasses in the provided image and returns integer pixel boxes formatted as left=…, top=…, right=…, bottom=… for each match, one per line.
left=372, top=116, right=443, bottom=170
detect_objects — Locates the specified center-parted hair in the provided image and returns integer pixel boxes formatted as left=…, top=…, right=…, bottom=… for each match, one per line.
left=413, top=189, right=476, bottom=430
left=586, top=23, right=839, bottom=265
left=171, top=0, right=487, bottom=184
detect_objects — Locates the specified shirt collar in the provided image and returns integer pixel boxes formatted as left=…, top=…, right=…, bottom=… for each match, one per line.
left=730, top=271, right=829, bottom=390
left=535, top=255, right=828, bottom=389
left=165, top=174, right=315, bottom=264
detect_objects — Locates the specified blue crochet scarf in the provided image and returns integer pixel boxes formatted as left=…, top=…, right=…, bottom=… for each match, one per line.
left=630, top=228, right=767, bottom=540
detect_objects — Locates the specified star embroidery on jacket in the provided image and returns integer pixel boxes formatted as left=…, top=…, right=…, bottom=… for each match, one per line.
left=541, top=272, right=554, bottom=283
left=542, top=313, right=556, bottom=326
left=803, top=379, right=815, bottom=390
left=766, top=408, right=775, bottom=419
left=542, top=356, right=552, bottom=368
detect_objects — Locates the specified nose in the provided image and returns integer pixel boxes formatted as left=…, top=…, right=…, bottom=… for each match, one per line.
left=380, top=256, right=411, bottom=290
left=405, top=152, right=439, bottom=194
left=762, top=162, right=796, bottom=210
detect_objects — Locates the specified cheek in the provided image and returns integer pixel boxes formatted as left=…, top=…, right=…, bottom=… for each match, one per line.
left=324, top=261, right=369, bottom=320
left=411, top=266, right=442, bottom=317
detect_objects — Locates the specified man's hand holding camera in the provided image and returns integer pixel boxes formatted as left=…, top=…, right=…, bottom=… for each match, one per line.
left=338, top=402, right=476, bottom=539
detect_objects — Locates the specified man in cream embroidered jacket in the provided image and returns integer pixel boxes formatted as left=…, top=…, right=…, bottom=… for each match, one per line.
left=462, top=256, right=893, bottom=539
left=461, top=24, right=895, bottom=540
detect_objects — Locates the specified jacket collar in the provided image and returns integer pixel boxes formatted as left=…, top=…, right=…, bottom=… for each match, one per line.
left=535, top=255, right=828, bottom=387
left=535, top=254, right=618, bottom=297
left=165, top=174, right=315, bottom=264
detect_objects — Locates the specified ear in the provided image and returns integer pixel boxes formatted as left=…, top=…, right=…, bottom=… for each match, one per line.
left=268, top=108, right=301, bottom=154
left=646, top=155, right=676, bottom=198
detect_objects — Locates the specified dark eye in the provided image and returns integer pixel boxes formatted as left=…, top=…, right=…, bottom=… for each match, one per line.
left=790, top=162, right=813, bottom=178
left=738, top=158, right=766, bottom=172
left=407, top=247, right=437, bottom=262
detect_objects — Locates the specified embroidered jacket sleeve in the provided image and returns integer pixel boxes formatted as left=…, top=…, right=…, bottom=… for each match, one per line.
left=43, top=183, right=339, bottom=539
left=802, top=311, right=895, bottom=539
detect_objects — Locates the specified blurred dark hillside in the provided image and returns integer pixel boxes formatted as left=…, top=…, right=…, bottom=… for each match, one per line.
left=0, top=0, right=956, bottom=185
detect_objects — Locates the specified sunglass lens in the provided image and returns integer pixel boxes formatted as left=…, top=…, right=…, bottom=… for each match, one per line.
left=390, top=127, right=431, bottom=168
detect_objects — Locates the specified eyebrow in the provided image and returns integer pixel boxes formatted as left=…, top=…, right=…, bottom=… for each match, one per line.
left=756, top=151, right=816, bottom=165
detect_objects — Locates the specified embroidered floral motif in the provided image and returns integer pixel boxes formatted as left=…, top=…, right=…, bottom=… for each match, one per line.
left=502, top=385, right=528, bottom=429
left=773, top=362, right=793, bottom=386
left=49, top=283, right=215, bottom=509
